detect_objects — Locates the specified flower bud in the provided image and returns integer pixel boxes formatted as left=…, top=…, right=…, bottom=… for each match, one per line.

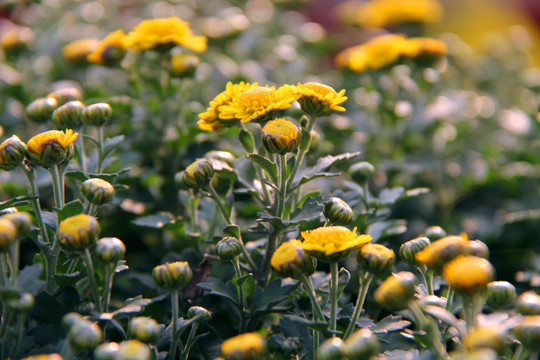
left=51, top=101, right=84, bottom=129
left=57, top=214, right=101, bottom=252
left=81, top=103, right=112, bottom=127
left=20, top=354, right=63, bottom=360
left=0, top=135, right=27, bottom=171
left=68, top=321, right=102, bottom=351
left=485, top=281, right=516, bottom=310
left=62, top=312, right=84, bottom=330
left=75, top=301, right=96, bottom=315
left=342, top=328, right=379, bottom=359
left=282, top=337, right=303, bottom=357
left=513, top=315, right=540, bottom=351
left=420, top=226, right=447, bottom=241
left=516, top=291, right=540, bottom=315
left=2, top=211, right=32, bottom=235
left=6, top=292, right=34, bottom=313
left=349, top=161, right=375, bottom=185
left=261, top=118, right=300, bottom=155
left=0, top=218, right=17, bottom=252
left=128, top=317, right=161, bottom=344
left=187, top=306, right=212, bottom=324
left=26, top=129, right=78, bottom=168
left=171, top=53, right=200, bottom=78
left=324, top=197, right=354, bottom=225
left=81, top=178, right=115, bottom=205
left=48, top=87, right=83, bottom=106
left=116, top=340, right=151, bottom=360
left=26, top=97, right=58, bottom=124
left=442, top=256, right=495, bottom=297
left=465, top=239, right=490, bottom=259
left=358, top=243, right=395, bottom=274
left=94, top=342, right=120, bottom=360
left=152, top=261, right=193, bottom=290
left=95, top=237, right=126, bottom=264
left=464, top=327, right=504, bottom=352
left=415, top=234, right=468, bottom=273
left=216, top=237, right=243, bottom=261
left=374, top=271, right=416, bottom=310
left=399, top=237, right=430, bottom=265
left=449, top=348, right=498, bottom=360
left=316, top=337, right=343, bottom=360
left=221, top=333, right=267, bottom=360
left=181, top=159, right=215, bottom=189
left=271, top=239, right=316, bottom=279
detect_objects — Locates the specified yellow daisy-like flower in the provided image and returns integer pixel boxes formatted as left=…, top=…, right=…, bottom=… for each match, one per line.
left=123, top=17, right=207, bottom=53
left=301, top=226, right=372, bottom=262
left=442, top=255, right=495, bottom=296
left=292, top=82, right=347, bottom=117
left=261, top=118, right=300, bottom=154
left=62, top=38, right=100, bottom=63
left=415, top=233, right=468, bottom=273
left=221, top=333, right=266, bottom=360
left=26, top=129, right=78, bottom=168
left=198, top=81, right=259, bottom=131
left=218, top=85, right=297, bottom=124
left=87, top=30, right=127, bottom=66
left=271, top=239, right=316, bottom=279
left=402, top=37, right=447, bottom=61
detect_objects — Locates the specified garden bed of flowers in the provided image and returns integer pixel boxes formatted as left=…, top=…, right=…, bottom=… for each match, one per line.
left=1, top=0, right=540, bottom=359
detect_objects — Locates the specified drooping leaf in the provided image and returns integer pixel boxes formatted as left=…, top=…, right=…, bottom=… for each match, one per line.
left=132, top=212, right=175, bottom=228
left=367, top=219, right=407, bottom=242
left=252, top=279, right=296, bottom=313
left=371, top=315, right=411, bottom=334
left=65, top=170, right=89, bottom=182
left=0, top=195, right=38, bottom=210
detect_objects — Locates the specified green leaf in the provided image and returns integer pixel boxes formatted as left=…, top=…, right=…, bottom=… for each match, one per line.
left=55, top=272, right=84, bottom=288
left=87, top=167, right=130, bottom=183
left=423, top=305, right=465, bottom=335
left=132, top=212, right=175, bottom=228
left=56, top=199, right=84, bottom=222
left=0, top=195, right=39, bottom=210
left=378, top=187, right=405, bottom=205
left=19, top=264, right=45, bottom=294
left=252, top=279, right=296, bottom=313
left=279, top=316, right=316, bottom=360
left=103, top=135, right=125, bottom=157
left=292, top=152, right=362, bottom=189
left=247, top=154, right=278, bottom=184
left=367, top=219, right=407, bottom=242
left=371, top=315, right=411, bottom=334
left=282, top=314, right=328, bottom=333
left=197, top=277, right=239, bottom=305
left=239, top=128, right=255, bottom=153
left=223, top=225, right=240, bottom=239
left=288, top=197, right=325, bottom=226
left=111, top=296, right=153, bottom=316
left=337, top=267, right=351, bottom=296
left=64, top=170, right=89, bottom=182
left=41, top=211, right=57, bottom=231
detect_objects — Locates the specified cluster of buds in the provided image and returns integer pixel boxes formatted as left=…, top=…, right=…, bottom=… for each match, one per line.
left=317, top=329, right=379, bottom=360
left=94, top=340, right=151, bottom=360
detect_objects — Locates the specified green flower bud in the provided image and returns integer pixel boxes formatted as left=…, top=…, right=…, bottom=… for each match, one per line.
left=171, top=53, right=200, bottom=78
left=48, top=87, right=83, bottom=106
left=374, top=271, right=416, bottom=310
left=399, top=237, right=430, bottom=265
left=128, top=317, right=161, bottom=344
left=6, top=292, right=34, bottom=313
left=516, top=291, right=540, bottom=315
left=25, top=97, right=58, bottom=124
left=358, top=243, right=395, bottom=274
left=94, top=342, right=120, bottom=360
left=181, top=159, right=215, bottom=189
left=271, top=239, right=317, bottom=279
left=513, top=315, right=540, bottom=351
left=75, top=301, right=96, bottom=315
left=316, top=337, right=343, bottom=360
left=282, top=337, right=303, bottom=356
left=342, top=328, right=379, bottom=359
left=81, top=103, right=112, bottom=127
left=187, top=306, right=212, bottom=324
left=152, top=261, right=193, bottom=290
left=95, top=237, right=126, bottom=264
left=324, top=197, right=354, bottom=225
left=0, top=135, right=27, bottom=171
left=51, top=100, right=84, bottom=129
left=261, top=118, right=300, bottom=155
left=68, top=321, right=102, bottom=351
left=116, top=340, right=151, bottom=360
left=466, top=239, right=490, bottom=259
left=349, top=161, right=375, bottom=185
left=57, top=214, right=101, bottom=252
left=216, top=237, right=243, bottom=261
left=485, top=281, right=516, bottom=310
left=420, top=226, right=447, bottom=242
left=62, top=312, right=84, bottom=330
left=0, top=218, right=17, bottom=252
left=2, top=211, right=32, bottom=234
left=81, top=178, right=115, bottom=205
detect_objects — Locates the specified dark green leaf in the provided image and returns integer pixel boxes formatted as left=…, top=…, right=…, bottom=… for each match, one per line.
left=111, top=296, right=153, bottom=316
left=0, top=195, right=38, bottom=210
left=288, top=197, right=324, bottom=226
left=41, top=211, right=57, bottom=231
left=87, top=168, right=130, bottom=183
left=247, top=154, right=278, bottom=184
left=197, top=277, right=238, bottom=305
left=282, top=314, right=328, bottom=333
left=378, top=187, right=405, bottom=205
left=423, top=305, right=464, bottom=335
left=223, top=225, right=240, bottom=239
left=55, top=272, right=84, bottom=288
left=337, top=267, right=351, bottom=296
left=56, top=200, right=84, bottom=222
left=239, top=128, right=255, bottom=153
left=29, top=291, right=66, bottom=325
left=132, top=212, right=175, bottom=228
left=292, top=152, right=362, bottom=189
left=64, top=170, right=89, bottom=182
left=367, top=220, right=407, bottom=242
left=371, top=315, right=411, bottom=334
left=18, top=264, right=45, bottom=294
left=252, top=279, right=295, bottom=313
left=103, top=135, right=125, bottom=157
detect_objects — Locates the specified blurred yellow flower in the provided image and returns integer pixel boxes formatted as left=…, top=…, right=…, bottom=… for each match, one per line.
left=415, top=233, right=468, bottom=272
left=261, top=118, right=299, bottom=154
left=402, top=37, right=447, bottom=61
left=271, top=239, right=315, bottom=278
left=123, top=17, right=207, bottom=53
left=464, top=326, right=504, bottom=352
left=219, top=85, right=297, bottom=124
left=1, top=24, right=35, bottom=51
left=26, top=130, right=78, bottom=167
left=442, top=255, right=495, bottom=296
left=292, top=82, right=347, bottom=116
left=301, top=226, right=372, bottom=262
left=198, top=81, right=259, bottom=131
left=21, top=354, right=63, bottom=360
left=87, top=30, right=127, bottom=66
left=221, top=332, right=266, bottom=360
left=62, top=38, right=100, bottom=62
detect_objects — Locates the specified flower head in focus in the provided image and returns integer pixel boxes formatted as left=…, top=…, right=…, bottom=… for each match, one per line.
left=26, top=129, right=78, bottom=167
left=271, top=239, right=316, bottom=279
left=261, top=118, right=300, bottom=154
left=87, top=30, right=127, bottom=66
left=301, top=226, right=372, bottom=262
left=292, top=82, right=347, bottom=116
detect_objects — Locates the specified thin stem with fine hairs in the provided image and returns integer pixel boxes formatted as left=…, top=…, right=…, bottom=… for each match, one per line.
left=329, top=261, right=339, bottom=336
left=169, top=290, right=180, bottom=360
left=343, top=273, right=374, bottom=339
left=82, top=248, right=103, bottom=313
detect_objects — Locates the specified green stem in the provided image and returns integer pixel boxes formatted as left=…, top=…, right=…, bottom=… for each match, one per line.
left=8, top=315, right=25, bottom=360
left=512, top=344, right=524, bottom=360
left=232, top=257, right=247, bottom=333
left=82, top=248, right=103, bottom=313
left=343, top=273, right=374, bottom=339
left=299, top=274, right=325, bottom=322
left=277, top=154, right=288, bottom=218
left=49, top=165, right=64, bottom=209
left=286, top=115, right=316, bottom=193
left=9, top=241, right=19, bottom=285
left=329, top=261, right=339, bottom=336
left=259, top=232, right=279, bottom=286
left=0, top=253, right=8, bottom=288
left=181, top=323, right=199, bottom=360
left=408, top=301, right=449, bottom=360
left=96, top=126, right=104, bottom=174
left=445, top=286, right=454, bottom=312
left=102, top=262, right=115, bottom=312
left=169, top=290, right=180, bottom=360
left=77, top=128, right=87, bottom=174
left=529, top=351, right=539, bottom=360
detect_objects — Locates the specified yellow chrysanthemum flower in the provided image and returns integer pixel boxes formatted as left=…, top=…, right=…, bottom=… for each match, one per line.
left=218, top=85, right=297, bottom=124
left=292, top=82, right=347, bottom=117
left=1, top=25, right=35, bottom=51
left=301, top=226, right=372, bottom=262
left=261, top=118, right=300, bottom=154
left=415, top=233, right=468, bottom=272
left=62, top=38, right=100, bottom=62
left=198, top=81, right=259, bottom=131
left=221, top=333, right=266, bottom=360
left=0, top=218, right=17, bottom=252
left=123, top=17, right=207, bottom=53
left=21, top=354, right=63, bottom=360
left=26, top=129, right=78, bottom=168
left=464, top=327, right=505, bottom=352
left=402, top=37, right=447, bottom=61
left=87, top=30, right=127, bottom=66
left=271, top=239, right=316, bottom=279
left=442, top=255, right=495, bottom=296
